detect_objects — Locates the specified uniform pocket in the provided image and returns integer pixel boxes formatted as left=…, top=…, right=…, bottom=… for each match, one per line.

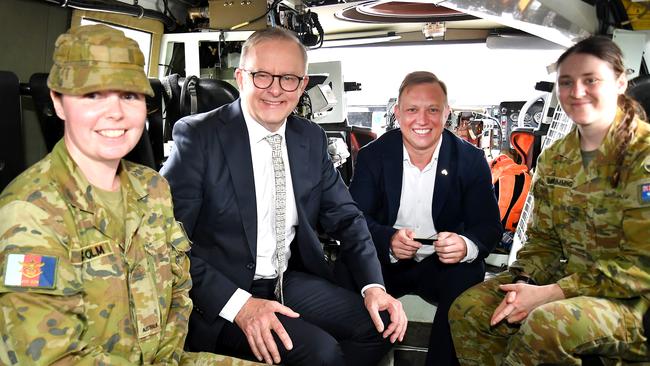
left=143, top=240, right=174, bottom=295
left=130, top=240, right=166, bottom=339
left=591, top=187, right=626, bottom=254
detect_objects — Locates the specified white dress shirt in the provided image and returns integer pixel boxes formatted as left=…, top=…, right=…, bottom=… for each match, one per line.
left=219, top=108, right=299, bottom=322
left=391, top=134, right=478, bottom=263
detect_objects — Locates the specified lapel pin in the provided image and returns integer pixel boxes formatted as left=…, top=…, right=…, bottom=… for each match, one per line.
left=441, top=169, right=448, bottom=176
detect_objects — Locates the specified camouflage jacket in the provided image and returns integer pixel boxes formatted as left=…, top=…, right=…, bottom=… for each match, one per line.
left=0, top=140, right=193, bottom=365
left=511, top=110, right=650, bottom=302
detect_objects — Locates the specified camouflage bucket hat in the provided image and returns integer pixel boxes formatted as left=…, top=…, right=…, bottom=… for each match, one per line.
left=47, top=24, right=154, bottom=97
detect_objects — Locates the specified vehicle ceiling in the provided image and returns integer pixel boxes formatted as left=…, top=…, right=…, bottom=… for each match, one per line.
left=177, top=0, right=601, bottom=47
left=315, top=0, right=603, bottom=47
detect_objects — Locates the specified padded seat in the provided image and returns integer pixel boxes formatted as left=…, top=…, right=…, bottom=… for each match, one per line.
left=30, top=73, right=62, bottom=152
left=160, top=74, right=239, bottom=142
left=0, top=70, right=26, bottom=190
left=627, top=75, right=650, bottom=117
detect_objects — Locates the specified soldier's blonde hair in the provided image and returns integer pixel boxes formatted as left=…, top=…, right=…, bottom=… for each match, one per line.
left=557, top=36, right=647, bottom=188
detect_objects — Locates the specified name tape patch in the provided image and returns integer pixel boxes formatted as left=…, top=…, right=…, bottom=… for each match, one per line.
left=4, top=253, right=57, bottom=289
left=71, top=241, right=112, bottom=264
left=546, top=176, right=573, bottom=188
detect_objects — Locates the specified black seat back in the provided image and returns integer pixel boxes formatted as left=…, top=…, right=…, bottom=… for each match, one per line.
left=146, top=78, right=166, bottom=169
left=0, top=71, right=26, bottom=190
left=161, top=74, right=239, bottom=141
left=30, top=73, right=63, bottom=152
left=627, top=74, right=650, bottom=118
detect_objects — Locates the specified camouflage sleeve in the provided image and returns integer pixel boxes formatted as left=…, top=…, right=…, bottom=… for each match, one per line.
left=0, top=201, right=137, bottom=366
left=509, top=150, right=566, bottom=284
left=152, top=199, right=193, bottom=365
left=555, top=163, right=650, bottom=299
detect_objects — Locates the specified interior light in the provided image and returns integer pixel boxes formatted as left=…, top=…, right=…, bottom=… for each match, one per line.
left=321, top=33, right=402, bottom=48
left=422, top=22, right=445, bottom=40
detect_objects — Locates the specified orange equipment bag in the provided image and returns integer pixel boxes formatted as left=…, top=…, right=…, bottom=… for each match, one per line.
left=490, top=154, right=531, bottom=232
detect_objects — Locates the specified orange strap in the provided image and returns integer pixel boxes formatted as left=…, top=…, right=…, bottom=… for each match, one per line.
left=490, top=154, right=532, bottom=231
left=497, top=175, right=515, bottom=222
left=504, top=172, right=531, bottom=231
left=511, top=131, right=535, bottom=166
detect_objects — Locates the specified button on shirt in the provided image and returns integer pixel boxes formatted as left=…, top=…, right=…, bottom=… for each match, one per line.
left=391, top=134, right=478, bottom=263
left=219, top=109, right=299, bottom=322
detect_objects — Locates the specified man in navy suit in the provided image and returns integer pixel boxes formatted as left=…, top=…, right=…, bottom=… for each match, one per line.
left=160, top=27, right=406, bottom=366
left=348, top=71, right=502, bottom=366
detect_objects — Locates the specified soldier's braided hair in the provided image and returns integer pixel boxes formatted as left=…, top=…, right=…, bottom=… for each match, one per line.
left=557, top=36, right=647, bottom=188
left=612, top=94, right=645, bottom=187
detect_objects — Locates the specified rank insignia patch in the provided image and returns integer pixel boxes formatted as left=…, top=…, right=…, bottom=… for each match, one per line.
left=4, top=254, right=57, bottom=289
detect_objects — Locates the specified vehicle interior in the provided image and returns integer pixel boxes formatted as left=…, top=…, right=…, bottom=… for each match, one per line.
left=1, top=0, right=649, bottom=365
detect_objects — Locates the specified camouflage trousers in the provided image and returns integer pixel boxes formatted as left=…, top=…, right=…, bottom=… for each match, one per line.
left=449, top=272, right=650, bottom=366
left=181, top=352, right=265, bottom=366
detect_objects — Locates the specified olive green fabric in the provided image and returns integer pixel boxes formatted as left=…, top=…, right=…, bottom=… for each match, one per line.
left=581, top=149, right=598, bottom=169
left=93, top=186, right=125, bottom=242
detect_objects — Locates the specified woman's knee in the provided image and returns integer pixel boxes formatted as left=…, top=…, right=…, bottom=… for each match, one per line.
left=449, top=280, right=500, bottom=324
left=449, top=287, right=475, bottom=322
left=520, top=298, right=629, bottom=350
left=506, top=301, right=594, bottom=364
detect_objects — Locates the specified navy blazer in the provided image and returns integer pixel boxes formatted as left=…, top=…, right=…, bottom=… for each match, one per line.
left=349, top=128, right=502, bottom=265
left=161, top=100, right=383, bottom=346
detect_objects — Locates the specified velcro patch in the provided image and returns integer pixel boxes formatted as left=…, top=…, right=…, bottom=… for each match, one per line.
left=640, top=183, right=650, bottom=204
left=70, top=241, right=112, bottom=265
left=546, top=176, right=573, bottom=188
left=4, top=253, right=57, bottom=289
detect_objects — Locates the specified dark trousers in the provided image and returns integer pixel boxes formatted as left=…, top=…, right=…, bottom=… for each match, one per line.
left=216, top=271, right=392, bottom=366
left=382, top=255, right=485, bottom=366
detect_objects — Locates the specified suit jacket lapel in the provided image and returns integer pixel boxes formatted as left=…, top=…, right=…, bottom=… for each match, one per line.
left=218, top=101, right=258, bottom=256
left=384, top=131, right=404, bottom=226
left=432, top=132, right=452, bottom=221
left=285, top=117, right=309, bottom=206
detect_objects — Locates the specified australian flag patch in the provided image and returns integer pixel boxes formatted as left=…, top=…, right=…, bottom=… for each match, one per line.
left=641, top=183, right=650, bottom=204
left=4, top=253, right=57, bottom=289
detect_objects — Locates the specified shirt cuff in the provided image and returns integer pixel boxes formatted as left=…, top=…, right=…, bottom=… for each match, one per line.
left=361, top=284, right=386, bottom=297
left=460, top=235, right=478, bottom=263
left=219, top=288, right=252, bottom=323
left=389, top=247, right=399, bottom=263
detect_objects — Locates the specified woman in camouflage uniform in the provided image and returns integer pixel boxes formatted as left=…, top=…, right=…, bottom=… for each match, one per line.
left=449, top=36, right=650, bottom=365
left=0, top=25, right=260, bottom=366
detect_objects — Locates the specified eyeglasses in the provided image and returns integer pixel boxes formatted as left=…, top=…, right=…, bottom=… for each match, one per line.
left=242, top=69, right=305, bottom=92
